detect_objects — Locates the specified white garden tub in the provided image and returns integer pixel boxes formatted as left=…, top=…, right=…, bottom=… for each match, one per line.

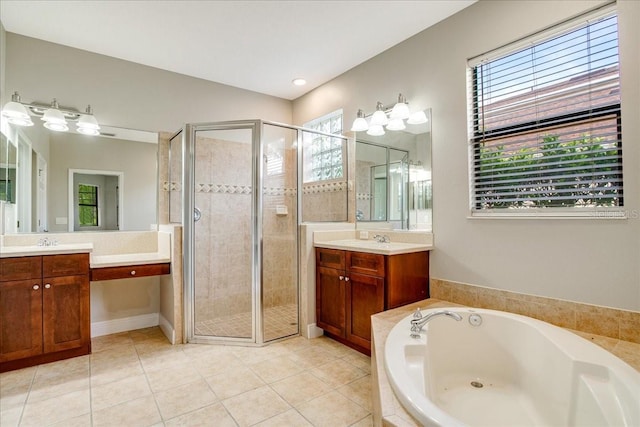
left=385, top=307, right=640, bottom=427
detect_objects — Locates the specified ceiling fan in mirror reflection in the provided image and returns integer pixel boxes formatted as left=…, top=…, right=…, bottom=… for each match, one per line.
left=1, top=91, right=101, bottom=136
left=351, top=93, right=428, bottom=136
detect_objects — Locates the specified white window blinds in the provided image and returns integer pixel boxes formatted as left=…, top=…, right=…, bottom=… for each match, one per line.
left=469, top=11, right=622, bottom=211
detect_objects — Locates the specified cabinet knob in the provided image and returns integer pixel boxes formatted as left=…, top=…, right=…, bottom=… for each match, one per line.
left=33, top=284, right=40, bottom=290
left=130, top=270, right=136, bottom=276
left=339, top=275, right=344, bottom=281
left=344, top=277, right=350, bottom=282
left=44, top=284, right=51, bottom=289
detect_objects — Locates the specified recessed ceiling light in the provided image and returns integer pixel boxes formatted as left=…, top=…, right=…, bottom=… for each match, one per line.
left=292, top=78, right=306, bottom=86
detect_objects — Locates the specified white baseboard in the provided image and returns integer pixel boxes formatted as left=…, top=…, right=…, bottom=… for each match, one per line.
left=91, top=313, right=159, bottom=338
left=158, top=313, right=176, bottom=344
left=306, top=323, right=324, bottom=339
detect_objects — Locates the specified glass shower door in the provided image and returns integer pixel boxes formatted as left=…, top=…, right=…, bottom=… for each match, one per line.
left=190, top=124, right=256, bottom=341
left=262, top=124, right=299, bottom=342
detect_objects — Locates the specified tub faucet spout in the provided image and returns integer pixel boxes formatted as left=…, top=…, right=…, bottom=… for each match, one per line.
left=410, top=310, right=462, bottom=338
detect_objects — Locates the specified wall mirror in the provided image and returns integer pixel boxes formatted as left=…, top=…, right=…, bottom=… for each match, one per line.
left=0, top=132, right=17, bottom=204
left=1, top=122, right=158, bottom=233
left=355, top=108, right=432, bottom=231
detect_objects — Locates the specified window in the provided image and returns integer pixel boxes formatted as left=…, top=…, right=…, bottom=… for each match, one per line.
left=303, top=109, right=344, bottom=183
left=78, top=184, right=98, bottom=226
left=469, top=11, right=622, bottom=215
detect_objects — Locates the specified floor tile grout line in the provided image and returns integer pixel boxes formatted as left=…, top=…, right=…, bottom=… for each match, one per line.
left=130, top=331, right=166, bottom=425
left=88, top=352, right=94, bottom=427
left=14, top=364, right=37, bottom=427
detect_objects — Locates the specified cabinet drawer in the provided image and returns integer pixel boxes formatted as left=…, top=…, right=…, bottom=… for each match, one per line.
left=316, top=248, right=345, bottom=270
left=347, top=252, right=385, bottom=277
left=90, top=263, right=171, bottom=281
left=1, top=257, right=42, bottom=281
left=43, top=254, right=90, bottom=277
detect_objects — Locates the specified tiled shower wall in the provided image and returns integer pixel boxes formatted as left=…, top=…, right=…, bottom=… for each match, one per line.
left=193, top=136, right=253, bottom=322
left=262, top=143, right=298, bottom=309
left=355, top=160, right=373, bottom=221
left=187, top=135, right=299, bottom=325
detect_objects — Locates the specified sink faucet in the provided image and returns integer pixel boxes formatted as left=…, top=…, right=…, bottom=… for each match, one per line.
left=37, top=237, right=58, bottom=247
left=410, top=310, right=463, bottom=338
left=373, top=234, right=390, bottom=243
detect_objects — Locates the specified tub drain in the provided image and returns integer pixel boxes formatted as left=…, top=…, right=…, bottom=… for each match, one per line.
left=470, top=381, right=484, bottom=388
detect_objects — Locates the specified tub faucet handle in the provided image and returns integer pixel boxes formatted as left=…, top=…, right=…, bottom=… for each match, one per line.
left=412, top=308, right=423, bottom=320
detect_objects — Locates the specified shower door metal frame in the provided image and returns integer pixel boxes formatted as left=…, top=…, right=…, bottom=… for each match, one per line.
left=182, top=119, right=348, bottom=346
left=183, top=120, right=263, bottom=345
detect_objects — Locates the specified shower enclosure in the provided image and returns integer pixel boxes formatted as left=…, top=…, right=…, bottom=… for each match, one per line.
left=170, top=120, right=348, bottom=345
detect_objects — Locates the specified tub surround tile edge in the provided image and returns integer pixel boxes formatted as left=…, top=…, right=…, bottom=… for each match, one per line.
left=430, top=278, right=640, bottom=344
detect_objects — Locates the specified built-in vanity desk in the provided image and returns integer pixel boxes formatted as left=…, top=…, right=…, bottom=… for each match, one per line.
left=0, top=234, right=172, bottom=372
left=90, top=253, right=170, bottom=280
left=314, top=230, right=433, bottom=355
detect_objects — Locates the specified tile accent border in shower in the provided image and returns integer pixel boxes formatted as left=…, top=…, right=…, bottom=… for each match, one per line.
left=163, top=181, right=181, bottom=191
left=302, top=181, right=348, bottom=194
left=164, top=181, right=350, bottom=196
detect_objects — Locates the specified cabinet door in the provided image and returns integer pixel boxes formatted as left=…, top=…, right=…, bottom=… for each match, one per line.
left=316, top=266, right=346, bottom=337
left=345, top=272, right=384, bottom=350
left=42, top=275, right=90, bottom=353
left=0, top=280, right=43, bottom=362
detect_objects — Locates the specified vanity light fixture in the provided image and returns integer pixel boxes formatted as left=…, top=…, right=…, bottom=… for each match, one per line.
left=1, top=91, right=101, bottom=136
left=350, top=93, right=428, bottom=136
left=1, top=92, right=34, bottom=126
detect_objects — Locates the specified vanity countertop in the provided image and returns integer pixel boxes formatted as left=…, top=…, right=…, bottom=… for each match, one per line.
left=0, top=243, right=94, bottom=258
left=90, top=252, right=171, bottom=268
left=314, top=239, right=432, bottom=255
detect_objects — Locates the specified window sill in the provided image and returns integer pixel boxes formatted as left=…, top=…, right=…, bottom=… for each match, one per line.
left=468, top=208, right=632, bottom=220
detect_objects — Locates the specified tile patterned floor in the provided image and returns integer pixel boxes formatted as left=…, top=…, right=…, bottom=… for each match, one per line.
left=195, top=304, right=298, bottom=342
left=0, top=327, right=373, bottom=427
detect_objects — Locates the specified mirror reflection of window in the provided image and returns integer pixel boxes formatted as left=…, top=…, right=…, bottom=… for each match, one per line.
left=78, top=184, right=99, bottom=227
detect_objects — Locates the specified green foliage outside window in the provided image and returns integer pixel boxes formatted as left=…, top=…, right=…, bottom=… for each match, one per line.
left=78, top=184, right=98, bottom=226
left=476, top=135, right=622, bottom=209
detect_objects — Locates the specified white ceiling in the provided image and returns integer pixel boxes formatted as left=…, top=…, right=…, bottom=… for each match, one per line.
left=0, top=0, right=475, bottom=100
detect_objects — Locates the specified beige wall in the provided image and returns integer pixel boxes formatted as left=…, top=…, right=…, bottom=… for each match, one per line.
left=293, top=0, right=640, bottom=311
left=5, top=33, right=292, bottom=133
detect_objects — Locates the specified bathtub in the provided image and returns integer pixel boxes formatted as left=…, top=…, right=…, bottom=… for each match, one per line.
left=384, top=307, right=640, bottom=427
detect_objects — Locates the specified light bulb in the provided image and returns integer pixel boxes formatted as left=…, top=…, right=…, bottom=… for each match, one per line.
left=41, top=99, right=67, bottom=126
left=350, top=109, right=368, bottom=132
left=44, top=121, right=69, bottom=132
left=407, top=110, right=428, bottom=125
left=366, top=124, right=385, bottom=136
left=370, top=110, right=388, bottom=127
left=1, top=92, right=33, bottom=126
left=386, top=118, right=406, bottom=131
left=390, top=93, right=410, bottom=120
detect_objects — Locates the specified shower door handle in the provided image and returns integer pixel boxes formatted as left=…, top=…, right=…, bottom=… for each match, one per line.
left=194, top=207, right=202, bottom=222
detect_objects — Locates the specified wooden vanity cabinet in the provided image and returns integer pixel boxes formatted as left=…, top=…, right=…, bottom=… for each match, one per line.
left=316, top=248, right=429, bottom=355
left=0, top=254, right=90, bottom=372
